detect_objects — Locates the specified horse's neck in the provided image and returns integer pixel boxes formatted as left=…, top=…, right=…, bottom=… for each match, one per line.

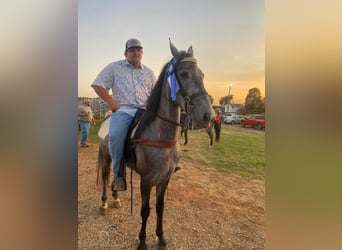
left=151, top=83, right=180, bottom=141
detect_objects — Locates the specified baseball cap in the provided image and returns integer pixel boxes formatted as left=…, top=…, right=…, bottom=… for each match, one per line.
left=125, top=38, right=143, bottom=51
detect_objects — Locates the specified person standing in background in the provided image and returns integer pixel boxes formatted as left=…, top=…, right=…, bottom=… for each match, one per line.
left=78, top=100, right=95, bottom=147
left=214, top=111, right=223, bottom=142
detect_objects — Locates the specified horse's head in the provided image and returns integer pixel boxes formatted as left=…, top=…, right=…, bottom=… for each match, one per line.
left=168, top=40, right=215, bottom=129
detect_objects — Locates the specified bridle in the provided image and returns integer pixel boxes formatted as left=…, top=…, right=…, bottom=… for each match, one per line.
left=132, top=56, right=208, bottom=148
left=169, top=57, right=208, bottom=112
left=155, top=56, right=208, bottom=126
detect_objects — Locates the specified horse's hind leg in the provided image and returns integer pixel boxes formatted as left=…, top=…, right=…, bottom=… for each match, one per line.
left=101, top=179, right=108, bottom=209
left=100, top=155, right=111, bottom=209
left=184, top=128, right=188, bottom=145
left=207, top=127, right=214, bottom=147
left=155, top=178, right=170, bottom=248
left=137, top=180, right=152, bottom=250
left=109, top=177, right=122, bottom=208
left=112, top=190, right=121, bottom=208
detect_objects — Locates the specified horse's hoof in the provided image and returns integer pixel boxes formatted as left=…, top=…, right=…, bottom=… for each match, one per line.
left=137, top=242, right=147, bottom=250
left=158, top=237, right=167, bottom=247
left=158, top=244, right=167, bottom=250
left=100, top=203, right=108, bottom=215
left=100, top=202, right=108, bottom=209
left=113, top=199, right=122, bottom=208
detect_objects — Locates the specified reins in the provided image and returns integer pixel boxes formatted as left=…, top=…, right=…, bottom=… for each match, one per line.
left=155, top=111, right=183, bottom=127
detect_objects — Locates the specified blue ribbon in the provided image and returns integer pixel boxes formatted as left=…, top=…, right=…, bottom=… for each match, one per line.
left=166, top=61, right=179, bottom=101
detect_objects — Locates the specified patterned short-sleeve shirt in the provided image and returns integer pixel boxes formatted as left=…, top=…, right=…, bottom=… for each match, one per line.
left=91, top=59, right=156, bottom=116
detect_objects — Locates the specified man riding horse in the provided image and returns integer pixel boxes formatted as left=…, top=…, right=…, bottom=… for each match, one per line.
left=92, top=38, right=156, bottom=191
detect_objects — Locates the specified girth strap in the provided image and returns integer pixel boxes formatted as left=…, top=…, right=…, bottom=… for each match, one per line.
left=131, top=139, right=177, bottom=148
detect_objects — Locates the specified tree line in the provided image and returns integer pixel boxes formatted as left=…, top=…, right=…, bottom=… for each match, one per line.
left=210, top=88, right=265, bottom=115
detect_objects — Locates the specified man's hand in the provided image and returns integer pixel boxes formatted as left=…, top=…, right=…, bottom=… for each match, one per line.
left=110, top=102, right=120, bottom=112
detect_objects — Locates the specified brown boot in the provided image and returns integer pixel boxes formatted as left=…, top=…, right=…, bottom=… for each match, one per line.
left=112, top=178, right=127, bottom=191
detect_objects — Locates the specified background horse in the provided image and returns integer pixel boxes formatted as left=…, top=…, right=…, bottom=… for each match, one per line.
left=180, top=112, right=217, bottom=147
left=96, top=41, right=215, bottom=250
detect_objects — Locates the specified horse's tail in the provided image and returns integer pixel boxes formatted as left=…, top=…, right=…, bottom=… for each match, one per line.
left=96, top=138, right=111, bottom=186
left=95, top=146, right=103, bottom=185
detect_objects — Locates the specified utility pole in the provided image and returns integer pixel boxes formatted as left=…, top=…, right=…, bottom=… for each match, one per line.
left=228, top=83, right=233, bottom=112
left=228, top=83, right=233, bottom=97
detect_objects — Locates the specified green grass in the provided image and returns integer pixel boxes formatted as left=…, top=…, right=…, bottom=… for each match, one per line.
left=178, top=125, right=265, bottom=179
left=79, top=121, right=265, bottom=179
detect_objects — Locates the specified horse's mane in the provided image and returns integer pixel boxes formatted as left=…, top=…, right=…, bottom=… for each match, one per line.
left=134, top=51, right=189, bottom=138
left=134, top=63, right=167, bottom=138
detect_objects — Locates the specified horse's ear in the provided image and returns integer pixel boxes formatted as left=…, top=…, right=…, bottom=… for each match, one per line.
left=187, top=46, right=194, bottom=57
left=169, top=38, right=179, bottom=57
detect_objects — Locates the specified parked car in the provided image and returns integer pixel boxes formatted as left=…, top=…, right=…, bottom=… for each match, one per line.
left=224, top=115, right=244, bottom=124
left=221, top=113, right=231, bottom=120
left=240, top=114, right=265, bottom=129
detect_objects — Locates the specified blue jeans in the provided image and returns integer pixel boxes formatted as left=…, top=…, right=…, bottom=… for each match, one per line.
left=108, top=111, right=134, bottom=180
left=79, top=121, right=90, bottom=145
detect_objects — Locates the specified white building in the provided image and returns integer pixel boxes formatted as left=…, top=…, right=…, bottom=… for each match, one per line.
left=224, top=104, right=244, bottom=114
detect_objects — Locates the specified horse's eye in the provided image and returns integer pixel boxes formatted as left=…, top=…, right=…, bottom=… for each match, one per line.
left=180, top=72, right=189, bottom=78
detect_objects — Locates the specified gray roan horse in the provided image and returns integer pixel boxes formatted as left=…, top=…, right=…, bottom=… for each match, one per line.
left=96, top=41, right=215, bottom=250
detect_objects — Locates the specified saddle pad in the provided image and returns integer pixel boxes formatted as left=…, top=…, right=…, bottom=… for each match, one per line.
left=98, top=116, right=110, bottom=140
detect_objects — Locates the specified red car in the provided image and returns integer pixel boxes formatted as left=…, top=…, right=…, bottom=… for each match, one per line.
left=240, top=114, right=265, bottom=130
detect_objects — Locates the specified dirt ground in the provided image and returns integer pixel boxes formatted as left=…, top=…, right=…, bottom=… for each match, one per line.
left=78, top=143, right=265, bottom=250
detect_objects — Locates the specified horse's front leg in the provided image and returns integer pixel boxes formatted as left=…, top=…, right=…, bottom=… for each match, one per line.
left=137, top=180, right=152, bottom=250
left=155, top=178, right=170, bottom=248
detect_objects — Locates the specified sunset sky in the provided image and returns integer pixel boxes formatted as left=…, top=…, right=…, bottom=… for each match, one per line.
left=78, top=0, right=264, bottom=105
